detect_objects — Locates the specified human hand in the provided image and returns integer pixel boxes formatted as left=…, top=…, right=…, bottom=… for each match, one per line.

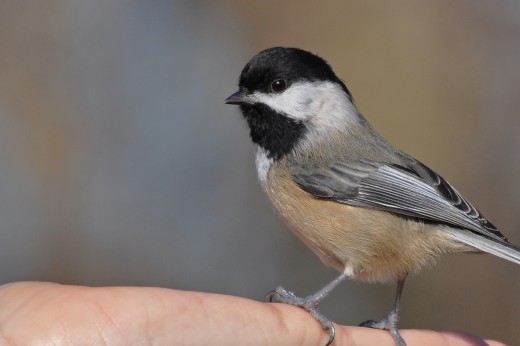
left=0, top=282, right=505, bottom=345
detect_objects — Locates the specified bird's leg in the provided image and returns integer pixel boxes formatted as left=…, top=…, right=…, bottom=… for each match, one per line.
left=266, top=271, right=348, bottom=346
left=359, top=274, right=407, bottom=346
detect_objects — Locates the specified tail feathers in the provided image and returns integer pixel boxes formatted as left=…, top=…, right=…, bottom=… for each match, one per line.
left=445, top=228, right=520, bottom=266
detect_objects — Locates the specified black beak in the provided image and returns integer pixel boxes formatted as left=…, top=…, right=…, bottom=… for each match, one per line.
left=224, top=89, right=250, bottom=105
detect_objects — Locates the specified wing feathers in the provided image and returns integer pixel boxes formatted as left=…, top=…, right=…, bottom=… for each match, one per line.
left=292, top=159, right=508, bottom=243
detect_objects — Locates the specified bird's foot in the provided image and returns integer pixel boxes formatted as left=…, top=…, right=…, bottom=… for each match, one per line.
left=266, top=286, right=335, bottom=346
left=359, top=309, right=405, bottom=346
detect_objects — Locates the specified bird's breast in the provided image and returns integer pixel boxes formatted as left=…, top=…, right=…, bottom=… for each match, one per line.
left=255, top=146, right=274, bottom=184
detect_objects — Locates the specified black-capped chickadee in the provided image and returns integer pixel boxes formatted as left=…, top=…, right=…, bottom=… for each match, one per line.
left=225, top=47, right=520, bottom=346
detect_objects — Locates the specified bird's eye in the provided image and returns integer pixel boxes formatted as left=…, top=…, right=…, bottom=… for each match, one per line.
left=270, top=79, right=287, bottom=93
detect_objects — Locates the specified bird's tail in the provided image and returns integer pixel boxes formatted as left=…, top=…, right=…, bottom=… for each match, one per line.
left=444, top=228, right=520, bottom=265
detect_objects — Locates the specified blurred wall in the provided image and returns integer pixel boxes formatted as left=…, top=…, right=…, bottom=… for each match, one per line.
left=0, top=1, right=519, bottom=344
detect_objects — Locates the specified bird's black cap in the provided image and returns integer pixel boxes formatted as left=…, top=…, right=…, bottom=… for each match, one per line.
left=237, top=47, right=352, bottom=100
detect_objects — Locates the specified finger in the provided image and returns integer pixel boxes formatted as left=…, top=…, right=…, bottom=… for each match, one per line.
left=0, top=282, right=507, bottom=346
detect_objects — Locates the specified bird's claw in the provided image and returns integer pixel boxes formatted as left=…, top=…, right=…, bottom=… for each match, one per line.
left=359, top=316, right=405, bottom=346
left=266, top=286, right=335, bottom=345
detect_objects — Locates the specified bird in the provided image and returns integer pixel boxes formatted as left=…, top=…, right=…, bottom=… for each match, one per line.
left=224, top=47, right=520, bottom=346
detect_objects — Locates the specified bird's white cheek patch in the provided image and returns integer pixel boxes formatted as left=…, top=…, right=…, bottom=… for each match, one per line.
left=251, top=81, right=359, bottom=130
left=252, top=83, right=318, bottom=121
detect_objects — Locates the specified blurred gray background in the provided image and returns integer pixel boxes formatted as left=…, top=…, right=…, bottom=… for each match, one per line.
left=1, top=1, right=519, bottom=344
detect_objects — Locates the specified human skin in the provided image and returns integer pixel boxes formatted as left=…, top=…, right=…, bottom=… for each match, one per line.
left=0, top=282, right=504, bottom=345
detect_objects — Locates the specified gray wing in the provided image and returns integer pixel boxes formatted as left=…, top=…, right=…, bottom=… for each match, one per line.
left=291, top=159, right=508, bottom=242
